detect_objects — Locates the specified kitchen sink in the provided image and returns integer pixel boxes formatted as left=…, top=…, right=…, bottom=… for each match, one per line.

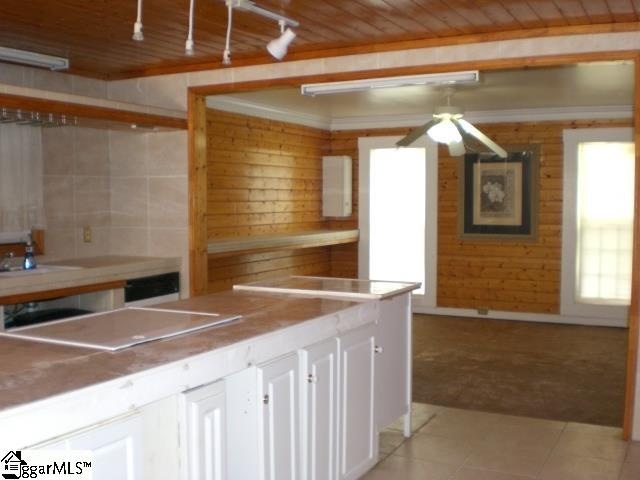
left=0, top=265, right=83, bottom=277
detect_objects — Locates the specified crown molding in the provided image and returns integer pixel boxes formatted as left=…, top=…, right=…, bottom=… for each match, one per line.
left=330, top=105, right=633, bottom=130
left=205, top=95, right=632, bottom=131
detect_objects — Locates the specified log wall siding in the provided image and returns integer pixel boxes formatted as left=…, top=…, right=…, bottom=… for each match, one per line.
left=205, top=109, right=333, bottom=292
left=328, top=119, right=632, bottom=313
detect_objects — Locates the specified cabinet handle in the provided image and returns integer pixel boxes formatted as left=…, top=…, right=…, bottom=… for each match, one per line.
left=374, top=345, right=383, bottom=354
left=263, top=394, right=269, bottom=405
left=307, top=374, right=317, bottom=384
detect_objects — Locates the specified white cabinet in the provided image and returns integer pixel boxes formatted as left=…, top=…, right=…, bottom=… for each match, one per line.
left=300, top=337, right=339, bottom=480
left=375, top=293, right=412, bottom=433
left=259, top=353, right=301, bottom=480
left=323, top=155, right=352, bottom=217
left=180, top=380, right=226, bottom=480
left=339, top=325, right=377, bottom=480
left=44, top=415, right=143, bottom=480
left=226, top=352, right=300, bottom=480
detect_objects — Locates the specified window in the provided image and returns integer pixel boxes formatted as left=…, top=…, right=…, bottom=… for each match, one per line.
left=357, top=136, right=438, bottom=308
left=561, top=128, right=635, bottom=320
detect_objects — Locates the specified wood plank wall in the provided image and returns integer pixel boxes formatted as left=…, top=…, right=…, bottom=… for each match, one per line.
left=438, top=119, right=631, bottom=313
left=328, top=119, right=631, bottom=313
left=205, top=109, right=332, bottom=292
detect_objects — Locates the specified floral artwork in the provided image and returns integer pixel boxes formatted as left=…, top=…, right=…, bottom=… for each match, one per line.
left=460, top=147, right=538, bottom=238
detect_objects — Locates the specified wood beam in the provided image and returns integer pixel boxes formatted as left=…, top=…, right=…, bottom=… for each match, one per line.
left=0, top=93, right=187, bottom=130
left=188, top=92, right=209, bottom=297
left=623, top=55, right=640, bottom=441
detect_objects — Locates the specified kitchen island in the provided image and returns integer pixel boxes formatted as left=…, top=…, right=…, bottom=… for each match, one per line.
left=0, top=277, right=419, bottom=480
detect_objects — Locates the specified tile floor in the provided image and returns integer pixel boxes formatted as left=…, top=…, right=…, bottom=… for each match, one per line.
left=363, top=403, right=640, bottom=480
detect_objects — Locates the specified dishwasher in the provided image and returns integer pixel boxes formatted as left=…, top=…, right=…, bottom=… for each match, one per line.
left=124, top=272, right=180, bottom=307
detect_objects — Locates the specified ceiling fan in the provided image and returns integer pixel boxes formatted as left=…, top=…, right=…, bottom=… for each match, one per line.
left=395, top=88, right=508, bottom=158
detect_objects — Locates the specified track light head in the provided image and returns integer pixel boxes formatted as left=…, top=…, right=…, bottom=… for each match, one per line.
left=185, top=39, right=195, bottom=56
left=132, top=21, right=144, bottom=41
left=267, top=23, right=296, bottom=61
left=132, top=0, right=144, bottom=41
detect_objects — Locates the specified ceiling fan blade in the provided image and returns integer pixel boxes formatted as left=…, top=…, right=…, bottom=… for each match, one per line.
left=396, top=119, right=437, bottom=147
left=454, top=118, right=508, bottom=158
left=447, top=139, right=466, bottom=157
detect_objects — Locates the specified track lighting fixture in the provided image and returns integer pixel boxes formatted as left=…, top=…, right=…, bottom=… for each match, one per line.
left=185, top=0, right=196, bottom=55
left=132, top=0, right=144, bottom=41
left=267, top=20, right=296, bottom=61
left=223, top=0, right=299, bottom=65
left=129, top=0, right=299, bottom=63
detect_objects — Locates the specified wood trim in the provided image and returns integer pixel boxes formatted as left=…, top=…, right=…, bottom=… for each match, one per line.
left=0, top=93, right=187, bottom=130
left=31, top=229, right=44, bottom=255
left=207, top=230, right=359, bottom=259
left=0, top=280, right=125, bottom=305
left=623, top=55, right=640, bottom=441
left=187, top=50, right=639, bottom=433
left=189, top=92, right=209, bottom=297
left=0, top=229, right=45, bottom=258
left=116, top=22, right=640, bottom=80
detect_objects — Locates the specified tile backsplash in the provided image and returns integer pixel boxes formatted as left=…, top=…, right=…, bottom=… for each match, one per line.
left=40, top=127, right=189, bottom=295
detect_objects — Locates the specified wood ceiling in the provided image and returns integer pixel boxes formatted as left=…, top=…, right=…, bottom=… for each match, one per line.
left=0, top=1, right=638, bottom=79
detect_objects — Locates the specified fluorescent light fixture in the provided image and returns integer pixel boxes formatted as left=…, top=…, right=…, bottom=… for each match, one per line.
left=301, top=71, right=479, bottom=96
left=0, top=46, right=69, bottom=71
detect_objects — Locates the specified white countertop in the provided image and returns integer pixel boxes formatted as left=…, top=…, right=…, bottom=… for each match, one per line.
left=233, top=275, right=421, bottom=299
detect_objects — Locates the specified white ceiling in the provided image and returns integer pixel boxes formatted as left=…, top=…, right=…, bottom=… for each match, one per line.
left=207, top=62, right=634, bottom=129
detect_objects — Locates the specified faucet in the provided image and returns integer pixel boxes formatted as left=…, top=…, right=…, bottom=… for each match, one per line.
left=1, top=252, right=14, bottom=271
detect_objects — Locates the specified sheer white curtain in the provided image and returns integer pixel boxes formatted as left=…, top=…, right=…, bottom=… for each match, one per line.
left=0, top=124, right=44, bottom=236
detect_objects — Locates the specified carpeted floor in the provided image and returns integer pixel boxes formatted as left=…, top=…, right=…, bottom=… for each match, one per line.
left=411, top=314, right=628, bottom=426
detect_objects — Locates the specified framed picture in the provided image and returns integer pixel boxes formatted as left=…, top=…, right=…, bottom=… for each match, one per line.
left=459, top=146, right=539, bottom=239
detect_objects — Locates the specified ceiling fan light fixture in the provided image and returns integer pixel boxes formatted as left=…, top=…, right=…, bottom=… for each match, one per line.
left=427, top=119, right=462, bottom=144
left=267, top=21, right=296, bottom=60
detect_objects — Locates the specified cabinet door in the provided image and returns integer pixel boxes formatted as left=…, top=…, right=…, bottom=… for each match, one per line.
left=66, top=415, right=143, bottom=480
left=180, top=380, right=226, bottom=480
left=259, top=353, right=300, bottom=480
left=339, top=325, right=377, bottom=480
left=300, top=337, right=339, bottom=480
left=375, top=294, right=412, bottom=430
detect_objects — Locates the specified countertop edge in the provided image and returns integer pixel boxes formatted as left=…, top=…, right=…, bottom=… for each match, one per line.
left=0, top=300, right=375, bottom=447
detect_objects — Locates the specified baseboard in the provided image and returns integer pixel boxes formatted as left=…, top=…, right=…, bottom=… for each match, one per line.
left=412, top=305, right=628, bottom=328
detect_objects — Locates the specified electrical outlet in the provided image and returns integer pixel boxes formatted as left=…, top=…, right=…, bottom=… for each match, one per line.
left=83, top=226, right=92, bottom=243
left=477, top=308, right=489, bottom=315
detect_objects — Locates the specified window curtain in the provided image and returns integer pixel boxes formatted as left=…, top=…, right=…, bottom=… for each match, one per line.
left=0, top=124, right=44, bottom=235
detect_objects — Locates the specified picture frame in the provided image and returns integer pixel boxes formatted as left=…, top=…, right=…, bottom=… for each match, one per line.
left=459, top=145, right=539, bottom=239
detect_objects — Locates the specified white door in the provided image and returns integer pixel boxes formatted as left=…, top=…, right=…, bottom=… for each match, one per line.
left=66, top=415, right=143, bottom=480
left=259, top=353, right=300, bottom=480
left=375, top=294, right=411, bottom=431
left=339, top=325, right=377, bottom=480
left=180, top=380, right=226, bottom=480
left=301, top=337, right=339, bottom=480
left=358, top=135, right=438, bottom=310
